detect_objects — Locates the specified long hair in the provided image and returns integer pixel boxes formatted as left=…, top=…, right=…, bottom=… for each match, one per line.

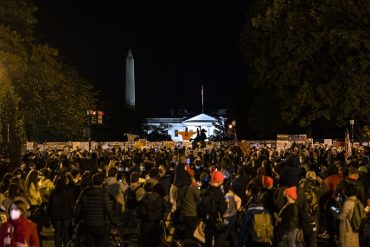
left=0, top=173, right=13, bottom=194
left=24, top=170, right=39, bottom=193
left=54, top=175, right=68, bottom=194
left=7, top=183, right=24, bottom=199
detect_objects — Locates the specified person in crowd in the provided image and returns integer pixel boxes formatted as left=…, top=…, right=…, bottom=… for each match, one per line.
left=56, top=159, right=70, bottom=177
left=0, top=200, right=39, bottom=247
left=260, top=175, right=275, bottom=216
left=221, top=186, right=240, bottom=247
left=335, top=167, right=366, bottom=205
left=135, top=182, right=166, bottom=247
left=146, top=167, right=166, bottom=197
left=171, top=155, right=193, bottom=221
left=24, top=170, right=43, bottom=239
left=74, top=172, right=117, bottom=247
left=158, top=163, right=172, bottom=199
left=37, top=168, right=54, bottom=205
left=240, top=183, right=263, bottom=246
left=300, top=171, right=327, bottom=247
left=202, top=170, right=227, bottom=247
left=1, top=182, right=30, bottom=221
left=274, top=186, right=302, bottom=247
left=181, top=177, right=201, bottom=247
left=24, top=170, right=42, bottom=209
left=47, top=175, right=75, bottom=247
left=230, top=167, right=249, bottom=205
left=336, top=184, right=360, bottom=247
left=104, top=167, right=125, bottom=219
left=0, top=173, right=14, bottom=195
left=278, top=154, right=305, bottom=187
left=323, top=164, right=344, bottom=244
left=358, top=165, right=370, bottom=198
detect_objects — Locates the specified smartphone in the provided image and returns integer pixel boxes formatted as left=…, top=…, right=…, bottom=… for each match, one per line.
left=186, top=158, right=190, bottom=164
left=330, top=206, right=339, bottom=213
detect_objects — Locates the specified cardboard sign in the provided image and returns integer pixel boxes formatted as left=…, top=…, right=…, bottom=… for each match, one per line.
left=239, top=141, right=251, bottom=156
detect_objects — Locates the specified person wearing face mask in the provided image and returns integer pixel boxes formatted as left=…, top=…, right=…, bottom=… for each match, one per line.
left=0, top=200, right=39, bottom=247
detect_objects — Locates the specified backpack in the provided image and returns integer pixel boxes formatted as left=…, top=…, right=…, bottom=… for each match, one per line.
left=125, top=185, right=142, bottom=210
left=348, top=198, right=366, bottom=233
left=300, top=180, right=319, bottom=216
left=248, top=206, right=273, bottom=244
left=197, top=188, right=226, bottom=230
left=197, top=189, right=217, bottom=221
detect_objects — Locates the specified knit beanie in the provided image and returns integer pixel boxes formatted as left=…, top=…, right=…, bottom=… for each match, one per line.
left=211, top=170, right=224, bottom=184
left=284, top=186, right=297, bottom=201
left=262, top=175, right=273, bottom=188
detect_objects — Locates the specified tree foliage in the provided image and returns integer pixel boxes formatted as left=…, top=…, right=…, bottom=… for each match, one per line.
left=143, top=124, right=172, bottom=142
left=0, top=0, right=95, bottom=148
left=0, top=69, right=25, bottom=164
left=239, top=0, right=370, bottom=138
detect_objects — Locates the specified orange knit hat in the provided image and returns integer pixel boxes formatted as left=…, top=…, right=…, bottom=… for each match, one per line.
left=284, top=186, right=297, bottom=201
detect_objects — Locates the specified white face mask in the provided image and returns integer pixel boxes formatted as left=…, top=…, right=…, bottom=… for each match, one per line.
left=10, top=209, right=21, bottom=220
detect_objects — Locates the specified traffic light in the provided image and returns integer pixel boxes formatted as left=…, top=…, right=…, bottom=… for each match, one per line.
left=98, top=111, right=104, bottom=125
left=91, top=111, right=97, bottom=125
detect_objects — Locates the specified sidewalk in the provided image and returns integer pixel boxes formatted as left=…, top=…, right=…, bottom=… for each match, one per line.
left=41, top=227, right=55, bottom=247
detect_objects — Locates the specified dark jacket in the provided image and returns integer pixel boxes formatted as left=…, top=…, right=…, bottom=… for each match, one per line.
left=159, top=174, right=172, bottom=196
left=174, top=163, right=191, bottom=187
left=74, top=186, right=116, bottom=226
left=279, top=156, right=305, bottom=187
left=335, top=177, right=367, bottom=205
left=47, top=187, right=75, bottom=221
left=182, top=185, right=201, bottom=217
left=231, top=175, right=249, bottom=205
left=204, top=186, right=227, bottom=224
left=135, top=192, right=166, bottom=223
left=278, top=203, right=299, bottom=236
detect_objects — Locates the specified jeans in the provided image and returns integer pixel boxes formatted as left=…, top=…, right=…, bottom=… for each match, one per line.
left=183, top=216, right=198, bottom=246
left=279, top=229, right=304, bottom=247
left=53, top=219, right=72, bottom=247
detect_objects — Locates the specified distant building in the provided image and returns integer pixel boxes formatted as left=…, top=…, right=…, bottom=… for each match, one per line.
left=145, top=113, right=226, bottom=141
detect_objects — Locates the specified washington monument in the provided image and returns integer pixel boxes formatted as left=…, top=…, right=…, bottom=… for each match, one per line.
left=125, top=49, right=135, bottom=107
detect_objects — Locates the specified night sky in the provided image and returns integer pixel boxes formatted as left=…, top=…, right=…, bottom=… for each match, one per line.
left=35, top=0, right=249, bottom=116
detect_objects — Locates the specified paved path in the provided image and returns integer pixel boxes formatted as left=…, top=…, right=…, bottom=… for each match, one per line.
left=41, top=227, right=55, bottom=247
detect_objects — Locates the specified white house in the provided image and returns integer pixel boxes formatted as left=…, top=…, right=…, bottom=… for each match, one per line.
left=146, top=113, right=225, bottom=141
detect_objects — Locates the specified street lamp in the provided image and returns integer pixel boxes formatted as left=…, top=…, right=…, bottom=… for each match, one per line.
left=350, top=119, right=354, bottom=143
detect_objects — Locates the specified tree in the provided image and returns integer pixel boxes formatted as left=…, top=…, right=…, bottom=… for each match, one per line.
left=0, top=69, right=25, bottom=164
left=0, top=0, right=96, bottom=142
left=143, top=124, right=172, bottom=142
left=209, top=117, right=228, bottom=140
left=239, top=0, right=370, bottom=138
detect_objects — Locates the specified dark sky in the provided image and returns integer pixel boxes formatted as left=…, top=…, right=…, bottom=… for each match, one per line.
left=35, top=0, right=249, bottom=116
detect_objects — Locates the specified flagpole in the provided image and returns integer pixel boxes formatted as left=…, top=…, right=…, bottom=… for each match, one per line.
left=201, top=85, right=204, bottom=113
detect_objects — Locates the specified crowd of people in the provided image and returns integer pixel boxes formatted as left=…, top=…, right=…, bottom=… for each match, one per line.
left=0, top=143, right=369, bottom=247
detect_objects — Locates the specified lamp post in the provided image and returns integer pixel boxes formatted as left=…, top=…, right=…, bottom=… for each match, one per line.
left=350, top=119, right=354, bottom=143
left=232, top=120, right=237, bottom=144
